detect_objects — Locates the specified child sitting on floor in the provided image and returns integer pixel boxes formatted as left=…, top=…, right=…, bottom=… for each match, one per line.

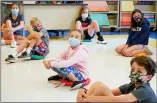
left=5, top=17, right=49, bottom=63
left=43, top=29, right=89, bottom=89
left=75, top=6, right=106, bottom=44
left=77, top=56, right=157, bottom=103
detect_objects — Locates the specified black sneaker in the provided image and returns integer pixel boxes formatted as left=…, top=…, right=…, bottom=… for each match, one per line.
left=48, top=75, right=63, bottom=81
left=97, top=36, right=107, bottom=44
left=18, top=52, right=30, bottom=58
left=70, top=81, right=84, bottom=90
left=5, top=55, right=17, bottom=63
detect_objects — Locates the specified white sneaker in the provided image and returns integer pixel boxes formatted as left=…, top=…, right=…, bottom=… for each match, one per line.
left=10, top=41, right=17, bottom=48
left=97, top=40, right=107, bottom=45
left=1, top=40, right=6, bottom=45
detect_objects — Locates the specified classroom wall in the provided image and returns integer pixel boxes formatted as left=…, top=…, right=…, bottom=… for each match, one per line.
left=24, top=5, right=83, bottom=30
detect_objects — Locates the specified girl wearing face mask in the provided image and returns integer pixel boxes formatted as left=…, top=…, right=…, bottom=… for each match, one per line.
left=75, top=6, right=107, bottom=44
left=43, top=29, right=89, bottom=90
left=5, top=17, right=50, bottom=63
left=116, top=9, right=152, bottom=57
left=1, top=2, right=25, bottom=48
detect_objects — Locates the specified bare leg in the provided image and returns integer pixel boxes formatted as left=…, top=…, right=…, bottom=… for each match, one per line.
left=115, top=44, right=126, bottom=54
left=88, top=21, right=100, bottom=37
left=122, top=45, right=146, bottom=57
left=75, top=21, right=83, bottom=33
left=67, top=72, right=78, bottom=82
left=86, top=82, right=114, bottom=96
left=16, top=38, right=29, bottom=54
left=5, top=20, right=15, bottom=41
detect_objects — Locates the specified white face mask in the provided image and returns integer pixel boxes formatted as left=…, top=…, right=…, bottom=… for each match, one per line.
left=81, top=13, right=88, bottom=19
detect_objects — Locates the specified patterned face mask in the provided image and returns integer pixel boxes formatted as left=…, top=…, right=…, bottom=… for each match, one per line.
left=33, top=24, right=42, bottom=32
left=129, top=71, right=146, bottom=84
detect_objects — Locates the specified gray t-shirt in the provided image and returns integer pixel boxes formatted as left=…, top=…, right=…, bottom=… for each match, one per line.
left=40, top=28, right=49, bottom=57
left=119, top=83, right=157, bottom=103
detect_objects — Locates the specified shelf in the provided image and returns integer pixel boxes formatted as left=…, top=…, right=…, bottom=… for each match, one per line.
left=120, top=26, right=130, bottom=28
left=101, top=25, right=118, bottom=28
left=142, top=11, right=156, bottom=14
left=91, top=11, right=118, bottom=14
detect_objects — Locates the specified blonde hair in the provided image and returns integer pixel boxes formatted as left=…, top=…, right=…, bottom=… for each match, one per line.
left=69, top=29, right=84, bottom=39
left=30, top=17, right=41, bottom=25
left=80, top=6, right=91, bottom=17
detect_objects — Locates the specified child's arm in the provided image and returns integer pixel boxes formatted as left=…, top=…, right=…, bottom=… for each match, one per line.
left=12, top=21, right=24, bottom=32
left=50, top=49, right=88, bottom=68
left=111, top=88, right=122, bottom=96
left=12, top=15, right=25, bottom=31
left=26, top=26, right=40, bottom=39
left=82, top=93, right=137, bottom=102
left=82, top=25, right=90, bottom=31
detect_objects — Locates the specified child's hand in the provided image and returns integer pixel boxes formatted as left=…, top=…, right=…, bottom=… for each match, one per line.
left=27, top=32, right=39, bottom=40
left=76, top=89, right=87, bottom=102
left=43, top=60, right=51, bottom=69
left=26, top=25, right=33, bottom=32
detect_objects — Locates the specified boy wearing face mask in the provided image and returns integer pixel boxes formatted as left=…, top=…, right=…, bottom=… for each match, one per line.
left=1, top=2, right=25, bottom=48
left=116, top=9, right=152, bottom=57
left=43, top=29, right=89, bottom=90
left=77, top=56, right=157, bottom=103
left=5, top=17, right=49, bottom=63
left=75, top=6, right=107, bottom=44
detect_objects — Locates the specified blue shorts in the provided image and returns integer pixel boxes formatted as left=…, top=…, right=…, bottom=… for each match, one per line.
left=14, top=29, right=23, bottom=36
left=52, top=66, right=84, bottom=81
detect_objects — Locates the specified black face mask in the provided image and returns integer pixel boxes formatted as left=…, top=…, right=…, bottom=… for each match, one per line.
left=33, top=25, right=42, bottom=32
left=133, top=17, right=142, bottom=23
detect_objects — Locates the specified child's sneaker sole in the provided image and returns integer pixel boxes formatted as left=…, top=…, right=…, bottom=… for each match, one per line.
left=70, top=83, right=84, bottom=91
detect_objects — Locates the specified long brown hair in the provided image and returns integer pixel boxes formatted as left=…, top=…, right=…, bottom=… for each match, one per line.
left=10, top=1, right=23, bottom=15
left=79, top=6, right=91, bottom=17
left=130, top=9, right=144, bottom=28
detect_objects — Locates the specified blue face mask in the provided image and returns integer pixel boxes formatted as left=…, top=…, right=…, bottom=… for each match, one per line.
left=68, top=38, right=80, bottom=47
left=11, top=9, right=19, bottom=16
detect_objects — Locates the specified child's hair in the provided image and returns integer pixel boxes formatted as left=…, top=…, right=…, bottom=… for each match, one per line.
left=69, top=29, right=84, bottom=39
left=80, top=6, right=91, bottom=17
left=130, top=56, right=157, bottom=77
left=131, top=9, right=144, bottom=28
left=30, top=17, right=41, bottom=26
left=10, top=1, right=23, bottom=13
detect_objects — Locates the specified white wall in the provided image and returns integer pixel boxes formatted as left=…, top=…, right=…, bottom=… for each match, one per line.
left=24, top=5, right=83, bottom=30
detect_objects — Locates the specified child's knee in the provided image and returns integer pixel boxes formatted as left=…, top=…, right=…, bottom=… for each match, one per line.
left=93, top=81, right=104, bottom=87
left=92, top=20, right=98, bottom=25
left=115, top=47, right=120, bottom=53
left=123, top=50, right=131, bottom=56
left=6, top=20, right=12, bottom=25
left=76, top=21, right=82, bottom=25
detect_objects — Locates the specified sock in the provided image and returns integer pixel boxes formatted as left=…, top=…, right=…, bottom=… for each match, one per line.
left=26, top=47, right=32, bottom=54
left=1, top=40, right=6, bottom=45
left=12, top=51, right=18, bottom=57
left=96, top=32, right=101, bottom=37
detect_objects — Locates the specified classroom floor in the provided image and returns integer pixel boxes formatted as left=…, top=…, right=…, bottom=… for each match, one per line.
left=1, top=35, right=157, bottom=102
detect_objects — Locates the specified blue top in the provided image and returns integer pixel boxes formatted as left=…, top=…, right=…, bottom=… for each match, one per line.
left=126, top=18, right=150, bottom=46
left=3, top=13, right=24, bottom=36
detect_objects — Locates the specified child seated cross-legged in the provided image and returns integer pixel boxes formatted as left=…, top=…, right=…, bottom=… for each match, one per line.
left=5, top=17, right=49, bottom=63
left=77, top=56, right=157, bottom=103
left=43, top=29, right=89, bottom=90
